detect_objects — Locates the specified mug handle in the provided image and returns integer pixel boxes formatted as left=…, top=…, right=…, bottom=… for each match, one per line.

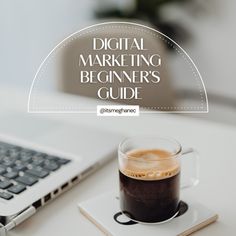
left=180, top=148, right=200, bottom=189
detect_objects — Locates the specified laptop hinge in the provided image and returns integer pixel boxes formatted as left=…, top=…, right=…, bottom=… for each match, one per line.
left=0, top=206, right=36, bottom=236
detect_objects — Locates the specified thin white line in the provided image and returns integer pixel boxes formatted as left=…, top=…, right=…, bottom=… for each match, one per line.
left=27, top=111, right=96, bottom=114
left=28, top=110, right=208, bottom=114
left=141, top=111, right=209, bottom=114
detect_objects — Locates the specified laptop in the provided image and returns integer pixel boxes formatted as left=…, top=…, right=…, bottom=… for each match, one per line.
left=0, top=111, right=122, bottom=235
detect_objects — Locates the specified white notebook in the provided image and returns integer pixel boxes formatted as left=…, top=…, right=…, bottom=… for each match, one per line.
left=78, top=191, right=218, bottom=236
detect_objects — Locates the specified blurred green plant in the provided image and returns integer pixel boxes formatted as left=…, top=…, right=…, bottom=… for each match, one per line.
left=95, top=0, right=194, bottom=48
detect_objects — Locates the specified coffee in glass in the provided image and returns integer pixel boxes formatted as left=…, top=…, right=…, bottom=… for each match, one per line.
left=118, top=137, right=199, bottom=223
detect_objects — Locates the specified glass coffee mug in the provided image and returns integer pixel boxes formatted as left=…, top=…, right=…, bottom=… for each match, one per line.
left=118, top=136, right=199, bottom=223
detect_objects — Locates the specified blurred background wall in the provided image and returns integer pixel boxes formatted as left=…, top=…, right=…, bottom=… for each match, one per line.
left=1, top=0, right=236, bottom=124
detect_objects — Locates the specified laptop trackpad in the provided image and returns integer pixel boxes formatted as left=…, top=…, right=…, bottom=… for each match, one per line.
left=36, top=123, right=121, bottom=161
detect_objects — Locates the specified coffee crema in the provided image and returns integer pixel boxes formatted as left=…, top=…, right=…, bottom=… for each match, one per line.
left=120, top=149, right=180, bottom=180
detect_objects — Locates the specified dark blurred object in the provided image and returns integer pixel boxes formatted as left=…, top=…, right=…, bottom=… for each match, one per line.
left=95, top=0, right=193, bottom=48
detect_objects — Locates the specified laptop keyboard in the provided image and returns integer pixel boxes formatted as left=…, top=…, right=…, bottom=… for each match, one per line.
left=0, top=141, right=71, bottom=200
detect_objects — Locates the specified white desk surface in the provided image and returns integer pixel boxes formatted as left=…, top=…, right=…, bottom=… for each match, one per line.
left=0, top=87, right=236, bottom=236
